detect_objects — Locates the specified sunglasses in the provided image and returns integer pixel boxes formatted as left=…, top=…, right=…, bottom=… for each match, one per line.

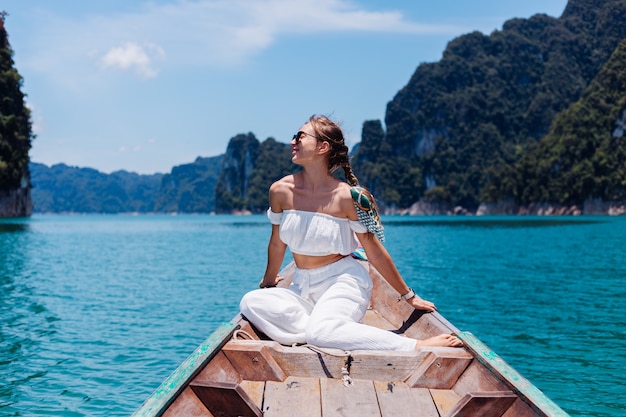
left=292, top=131, right=320, bottom=144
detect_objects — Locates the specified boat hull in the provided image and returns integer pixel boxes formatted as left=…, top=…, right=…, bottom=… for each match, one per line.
left=132, top=260, right=569, bottom=417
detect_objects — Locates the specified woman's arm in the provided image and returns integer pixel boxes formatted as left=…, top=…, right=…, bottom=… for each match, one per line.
left=259, top=179, right=289, bottom=288
left=356, top=232, right=437, bottom=312
left=339, top=182, right=436, bottom=311
left=259, top=225, right=287, bottom=287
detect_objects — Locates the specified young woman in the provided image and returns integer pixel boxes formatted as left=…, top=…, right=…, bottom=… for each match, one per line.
left=240, top=115, right=462, bottom=351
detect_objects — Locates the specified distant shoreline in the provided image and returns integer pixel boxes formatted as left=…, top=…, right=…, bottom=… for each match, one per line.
left=384, top=199, right=626, bottom=216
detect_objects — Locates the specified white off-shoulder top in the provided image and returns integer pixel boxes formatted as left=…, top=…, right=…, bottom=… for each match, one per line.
left=267, top=209, right=367, bottom=256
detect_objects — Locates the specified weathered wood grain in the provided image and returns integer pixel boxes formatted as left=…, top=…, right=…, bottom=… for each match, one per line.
left=192, top=351, right=241, bottom=386
left=320, top=378, right=381, bottom=417
left=431, top=389, right=462, bottom=416
left=374, top=381, right=439, bottom=417
left=240, top=380, right=265, bottom=411
left=453, top=360, right=510, bottom=393
left=190, top=382, right=262, bottom=417
left=406, top=347, right=473, bottom=389
left=228, top=339, right=432, bottom=382
left=263, top=377, right=321, bottom=417
left=160, top=387, right=212, bottom=417
left=502, top=398, right=541, bottom=417
left=442, top=391, right=517, bottom=417
left=188, top=351, right=260, bottom=417
left=223, top=342, right=287, bottom=382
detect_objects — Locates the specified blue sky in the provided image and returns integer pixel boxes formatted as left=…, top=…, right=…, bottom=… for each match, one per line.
left=3, top=0, right=568, bottom=174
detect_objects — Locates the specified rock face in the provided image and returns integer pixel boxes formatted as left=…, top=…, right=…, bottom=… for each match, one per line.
left=214, top=133, right=261, bottom=213
left=583, top=199, right=626, bottom=215
left=0, top=16, right=34, bottom=218
left=474, top=199, right=626, bottom=216
left=0, top=174, right=32, bottom=217
left=214, top=134, right=294, bottom=213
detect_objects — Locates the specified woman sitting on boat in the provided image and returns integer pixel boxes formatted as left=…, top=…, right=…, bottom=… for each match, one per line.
left=240, top=115, right=462, bottom=351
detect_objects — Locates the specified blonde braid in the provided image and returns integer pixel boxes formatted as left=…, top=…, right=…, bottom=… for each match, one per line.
left=343, top=163, right=359, bottom=186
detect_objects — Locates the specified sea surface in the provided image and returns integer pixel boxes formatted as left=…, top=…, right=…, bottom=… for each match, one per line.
left=0, top=214, right=624, bottom=417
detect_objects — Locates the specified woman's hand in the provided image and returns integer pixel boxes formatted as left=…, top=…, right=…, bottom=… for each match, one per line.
left=259, top=275, right=284, bottom=288
left=407, top=295, right=437, bottom=312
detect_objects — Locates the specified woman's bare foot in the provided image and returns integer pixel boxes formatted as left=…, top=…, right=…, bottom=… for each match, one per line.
left=415, top=334, right=463, bottom=349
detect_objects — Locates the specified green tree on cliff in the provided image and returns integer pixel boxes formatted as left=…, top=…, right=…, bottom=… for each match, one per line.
left=489, top=37, right=626, bottom=205
left=0, top=12, right=33, bottom=192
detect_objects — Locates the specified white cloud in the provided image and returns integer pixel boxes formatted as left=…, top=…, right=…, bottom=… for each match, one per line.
left=22, top=0, right=462, bottom=76
left=99, top=42, right=165, bottom=78
left=148, top=0, right=458, bottom=65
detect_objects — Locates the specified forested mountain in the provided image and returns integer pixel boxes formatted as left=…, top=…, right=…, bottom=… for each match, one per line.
left=351, top=0, right=626, bottom=213
left=30, top=163, right=163, bottom=213
left=483, top=38, right=626, bottom=213
left=26, top=0, right=626, bottom=215
left=0, top=13, right=32, bottom=217
left=29, top=135, right=294, bottom=214
left=154, top=155, right=223, bottom=213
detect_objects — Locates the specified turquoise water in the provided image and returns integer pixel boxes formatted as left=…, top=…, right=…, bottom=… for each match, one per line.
left=1, top=215, right=624, bottom=416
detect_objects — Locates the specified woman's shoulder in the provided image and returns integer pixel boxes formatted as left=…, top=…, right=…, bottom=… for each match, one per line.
left=270, top=174, right=296, bottom=191
left=269, top=175, right=296, bottom=209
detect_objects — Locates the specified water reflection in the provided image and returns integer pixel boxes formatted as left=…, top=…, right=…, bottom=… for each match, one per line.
left=0, top=220, right=57, bottom=414
left=0, top=222, right=30, bottom=233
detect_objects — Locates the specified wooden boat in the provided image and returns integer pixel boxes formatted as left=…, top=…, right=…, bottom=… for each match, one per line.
left=132, top=259, right=569, bottom=417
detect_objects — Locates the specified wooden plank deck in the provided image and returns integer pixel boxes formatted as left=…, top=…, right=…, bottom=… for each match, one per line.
left=155, top=322, right=551, bottom=417
left=264, top=377, right=321, bottom=417
left=187, top=338, right=527, bottom=417
left=263, top=377, right=453, bottom=417
left=374, top=381, right=439, bottom=417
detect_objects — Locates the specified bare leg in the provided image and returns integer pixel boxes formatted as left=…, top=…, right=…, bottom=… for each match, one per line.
left=415, top=334, right=463, bottom=349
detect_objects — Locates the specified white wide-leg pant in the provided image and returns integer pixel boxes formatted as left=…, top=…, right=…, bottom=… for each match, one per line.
left=240, top=256, right=416, bottom=351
